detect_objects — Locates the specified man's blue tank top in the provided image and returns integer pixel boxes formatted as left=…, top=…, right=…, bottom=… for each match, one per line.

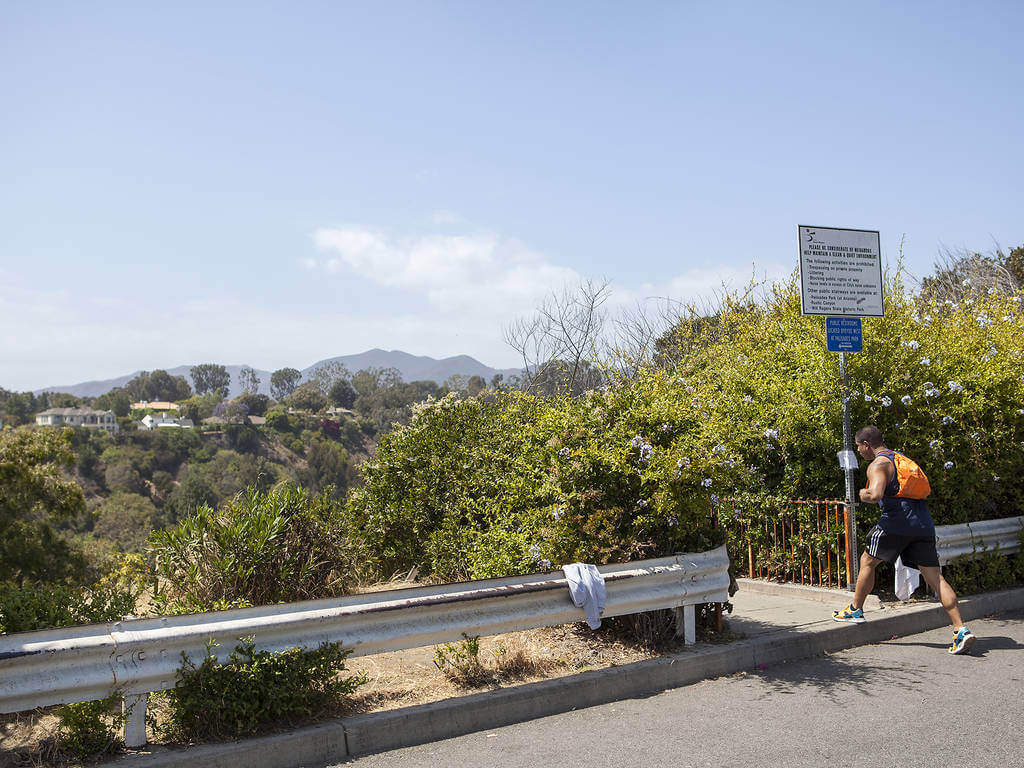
left=876, top=450, right=933, bottom=536
left=876, top=450, right=935, bottom=535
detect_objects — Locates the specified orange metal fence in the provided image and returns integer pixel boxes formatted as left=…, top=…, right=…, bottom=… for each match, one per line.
left=713, top=498, right=853, bottom=589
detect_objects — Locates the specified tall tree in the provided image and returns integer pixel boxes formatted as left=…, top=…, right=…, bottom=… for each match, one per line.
left=328, top=378, right=357, bottom=409
left=238, top=366, right=261, bottom=394
left=93, top=389, right=131, bottom=416
left=504, top=279, right=611, bottom=397
left=124, top=370, right=191, bottom=402
left=307, top=361, right=351, bottom=396
left=270, top=367, right=302, bottom=400
left=918, top=245, right=1024, bottom=303
left=190, top=363, right=230, bottom=398
left=0, top=428, right=87, bottom=583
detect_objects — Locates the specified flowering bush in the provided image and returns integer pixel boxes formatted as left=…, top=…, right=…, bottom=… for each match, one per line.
left=345, top=267, right=1024, bottom=581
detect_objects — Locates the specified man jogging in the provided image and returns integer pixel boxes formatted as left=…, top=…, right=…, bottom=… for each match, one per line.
left=832, top=425, right=976, bottom=654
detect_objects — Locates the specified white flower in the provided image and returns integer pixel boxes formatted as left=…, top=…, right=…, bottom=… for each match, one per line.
left=553, top=507, right=564, bottom=520
left=942, top=415, right=955, bottom=425
left=529, top=544, right=541, bottom=558
left=880, top=396, right=893, bottom=407
left=901, top=395, right=912, bottom=406
left=637, top=499, right=648, bottom=509
left=925, top=388, right=940, bottom=398
left=677, top=456, right=691, bottom=467
left=947, top=381, right=964, bottom=393
left=630, top=436, right=653, bottom=462
left=660, top=422, right=673, bottom=433
left=539, top=558, right=552, bottom=569
left=903, top=340, right=921, bottom=350
left=743, top=395, right=754, bottom=404
left=929, top=440, right=940, bottom=449
left=701, top=478, right=713, bottom=488
left=713, top=443, right=727, bottom=454
left=920, top=357, right=931, bottom=365
left=944, top=461, right=954, bottom=469
left=559, top=447, right=570, bottom=457
left=977, top=314, right=992, bottom=328
left=765, top=428, right=779, bottom=440
left=667, top=515, right=678, bottom=527
left=864, top=395, right=873, bottom=403
left=993, top=475, right=1001, bottom=482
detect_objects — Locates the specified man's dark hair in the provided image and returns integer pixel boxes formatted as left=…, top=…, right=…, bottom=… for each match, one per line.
left=855, top=425, right=884, bottom=447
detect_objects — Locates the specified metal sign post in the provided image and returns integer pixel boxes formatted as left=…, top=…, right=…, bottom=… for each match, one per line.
left=798, top=225, right=884, bottom=592
left=838, top=351, right=859, bottom=589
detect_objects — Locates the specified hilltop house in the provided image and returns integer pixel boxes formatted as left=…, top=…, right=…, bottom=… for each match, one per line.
left=35, top=407, right=120, bottom=434
left=130, top=401, right=180, bottom=412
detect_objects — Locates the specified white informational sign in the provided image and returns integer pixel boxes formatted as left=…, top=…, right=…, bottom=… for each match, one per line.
left=798, top=225, right=884, bottom=317
left=837, top=450, right=859, bottom=470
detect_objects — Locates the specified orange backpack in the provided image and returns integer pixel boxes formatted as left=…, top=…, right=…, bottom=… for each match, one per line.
left=887, top=451, right=931, bottom=499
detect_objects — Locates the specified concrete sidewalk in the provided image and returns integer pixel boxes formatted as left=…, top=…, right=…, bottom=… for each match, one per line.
left=102, top=581, right=1024, bottom=768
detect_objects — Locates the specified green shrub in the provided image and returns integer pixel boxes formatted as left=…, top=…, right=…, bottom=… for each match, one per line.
left=149, top=485, right=361, bottom=613
left=55, top=695, right=125, bottom=759
left=432, top=634, right=488, bottom=686
left=0, top=579, right=136, bottom=634
left=160, top=639, right=365, bottom=741
left=942, top=550, right=1024, bottom=594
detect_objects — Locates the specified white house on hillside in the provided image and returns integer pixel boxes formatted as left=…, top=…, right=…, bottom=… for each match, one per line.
left=140, top=413, right=194, bottom=430
left=35, top=407, right=120, bottom=434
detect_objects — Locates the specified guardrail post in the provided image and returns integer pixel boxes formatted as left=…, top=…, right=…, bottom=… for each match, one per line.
left=122, top=693, right=147, bottom=748
left=673, top=605, right=696, bottom=644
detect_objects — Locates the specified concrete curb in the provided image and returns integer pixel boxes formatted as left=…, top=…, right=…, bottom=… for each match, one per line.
left=101, top=587, right=1024, bottom=768
left=736, top=577, right=883, bottom=609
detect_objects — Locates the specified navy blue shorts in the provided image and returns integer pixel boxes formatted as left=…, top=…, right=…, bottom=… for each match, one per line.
left=864, top=525, right=939, bottom=567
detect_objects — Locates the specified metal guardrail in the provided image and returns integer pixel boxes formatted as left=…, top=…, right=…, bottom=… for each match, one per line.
left=0, top=545, right=729, bottom=746
left=935, top=516, right=1024, bottom=564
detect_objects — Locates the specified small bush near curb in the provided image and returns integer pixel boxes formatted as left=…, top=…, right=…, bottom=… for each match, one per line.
left=160, top=639, right=366, bottom=741
left=54, top=695, right=126, bottom=760
left=432, top=633, right=565, bottom=688
left=942, top=550, right=1024, bottom=595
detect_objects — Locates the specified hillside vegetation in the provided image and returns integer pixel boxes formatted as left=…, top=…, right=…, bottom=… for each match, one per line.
left=2, top=246, right=1023, bottom=628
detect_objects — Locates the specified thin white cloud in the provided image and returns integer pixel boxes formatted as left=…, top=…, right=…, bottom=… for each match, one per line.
left=311, top=226, right=580, bottom=315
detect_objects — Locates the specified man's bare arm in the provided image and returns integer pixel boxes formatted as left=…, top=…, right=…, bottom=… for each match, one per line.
left=859, top=458, right=890, bottom=503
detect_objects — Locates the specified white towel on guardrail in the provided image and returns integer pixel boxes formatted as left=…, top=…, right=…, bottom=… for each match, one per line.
left=894, top=556, right=921, bottom=601
left=562, top=563, right=606, bottom=629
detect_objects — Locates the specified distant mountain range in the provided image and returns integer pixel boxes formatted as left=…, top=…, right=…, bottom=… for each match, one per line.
left=36, top=349, right=524, bottom=399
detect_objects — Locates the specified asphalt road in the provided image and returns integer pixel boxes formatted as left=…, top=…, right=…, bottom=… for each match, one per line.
left=334, top=609, right=1024, bottom=768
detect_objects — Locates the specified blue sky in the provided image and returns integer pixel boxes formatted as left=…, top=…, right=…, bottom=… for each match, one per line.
left=2, top=2, right=1021, bottom=392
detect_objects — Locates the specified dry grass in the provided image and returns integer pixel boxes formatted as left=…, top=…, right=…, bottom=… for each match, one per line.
left=1, top=711, right=71, bottom=768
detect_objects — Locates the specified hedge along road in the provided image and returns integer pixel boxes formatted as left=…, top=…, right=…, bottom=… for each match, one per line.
left=334, top=609, right=1024, bottom=768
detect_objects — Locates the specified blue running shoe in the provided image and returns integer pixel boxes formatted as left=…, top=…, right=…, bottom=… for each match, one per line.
left=949, top=626, right=976, bottom=654
left=832, top=603, right=865, bottom=623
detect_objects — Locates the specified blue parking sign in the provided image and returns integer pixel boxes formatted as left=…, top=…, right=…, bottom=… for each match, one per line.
left=826, top=317, right=862, bottom=352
